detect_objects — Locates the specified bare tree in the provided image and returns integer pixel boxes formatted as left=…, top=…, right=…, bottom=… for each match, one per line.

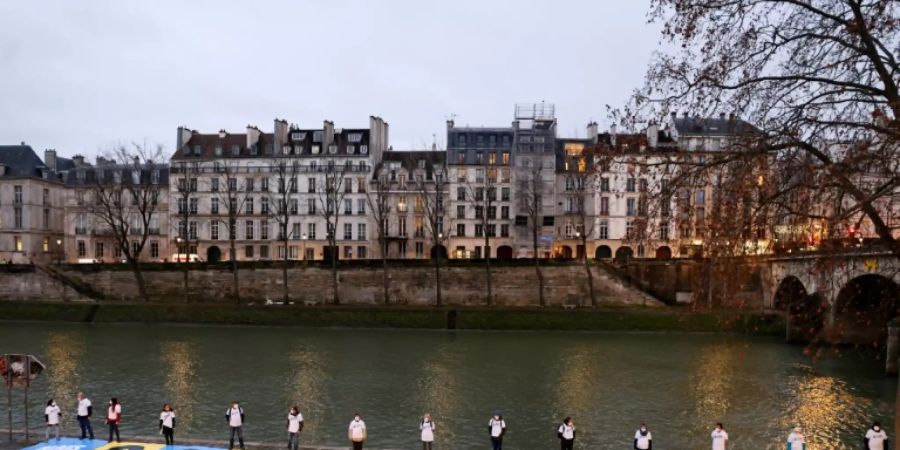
left=317, top=162, right=351, bottom=305
left=87, top=143, right=165, bottom=302
left=268, top=158, right=300, bottom=304
left=566, top=165, right=599, bottom=307
left=210, top=160, right=249, bottom=304
left=517, top=160, right=547, bottom=306
left=366, top=164, right=392, bottom=305
left=417, top=164, right=448, bottom=307
left=171, top=160, right=198, bottom=303
left=623, top=0, right=900, bottom=259
left=465, top=163, right=498, bottom=306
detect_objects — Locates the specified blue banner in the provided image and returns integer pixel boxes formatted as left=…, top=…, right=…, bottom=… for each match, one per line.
left=22, top=438, right=223, bottom=450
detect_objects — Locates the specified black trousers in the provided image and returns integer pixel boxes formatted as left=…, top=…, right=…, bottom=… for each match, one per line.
left=229, top=426, right=244, bottom=449
left=491, top=436, right=503, bottom=450
left=422, top=442, right=433, bottom=450
left=560, top=437, right=574, bottom=450
left=78, top=416, right=94, bottom=439
left=162, top=426, right=174, bottom=445
left=352, top=441, right=364, bottom=450
left=107, top=423, right=120, bottom=442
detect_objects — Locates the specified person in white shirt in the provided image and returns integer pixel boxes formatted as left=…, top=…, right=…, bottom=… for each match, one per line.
left=634, top=423, right=652, bottom=450
left=557, top=416, right=575, bottom=450
left=76, top=392, right=94, bottom=440
left=786, top=425, right=806, bottom=450
left=420, top=413, right=436, bottom=450
left=348, top=413, right=367, bottom=450
left=488, top=412, right=506, bottom=450
left=225, top=401, right=245, bottom=450
left=44, top=399, right=61, bottom=441
left=105, top=398, right=122, bottom=443
left=865, top=421, right=889, bottom=450
left=711, top=422, right=728, bottom=450
left=159, top=403, right=176, bottom=446
left=286, top=405, right=304, bottom=450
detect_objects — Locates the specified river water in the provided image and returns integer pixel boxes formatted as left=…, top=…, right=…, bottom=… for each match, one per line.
left=0, top=323, right=895, bottom=449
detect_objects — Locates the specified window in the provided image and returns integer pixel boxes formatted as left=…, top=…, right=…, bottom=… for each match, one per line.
left=261, top=178, right=269, bottom=192
left=600, top=197, right=609, bottom=216
left=13, top=186, right=22, bottom=204
left=189, top=221, right=198, bottom=240
left=475, top=206, right=483, bottom=219
left=343, top=199, right=352, bottom=215
left=228, top=178, right=237, bottom=191
left=565, top=177, right=575, bottom=191
left=95, top=242, right=104, bottom=258
left=246, top=198, right=254, bottom=214
left=488, top=153, right=496, bottom=165
left=343, top=246, right=353, bottom=259
left=661, top=199, right=671, bottom=218
left=488, top=206, right=496, bottom=220
left=360, top=145, right=368, bottom=154
left=211, top=222, right=219, bottom=240
left=639, top=178, right=648, bottom=192
left=501, top=224, right=509, bottom=237
left=307, top=199, right=316, bottom=215
left=211, top=198, right=220, bottom=214
left=189, top=198, right=198, bottom=214
left=659, top=223, right=670, bottom=241
left=565, top=197, right=576, bottom=213
left=399, top=216, right=407, bottom=236
left=14, top=207, right=22, bottom=229
left=43, top=209, right=49, bottom=229
left=42, top=188, right=49, bottom=206
left=150, top=241, right=159, bottom=258
left=695, top=189, right=706, bottom=204
left=308, top=223, right=316, bottom=239
left=475, top=224, right=484, bottom=237
left=357, top=246, right=367, bottom=259
left=260, top=245, right=270, bottom=259
left=76, top=240, right=85, bottom=257
left=501, top=206, right=509, bottom=219
left=343, top=223, right=352, bottom=240
left=289, top=177, right=298, bottom=193
left=502, top=152, right=510, bottom=165
left=415, top=242, right=424, bottom=258
left=501, top=187, right=510, bottom=201
left=261, top=197, right=269, bottom=215
left=456, top=223, right=466, bottom=237
left=626, top=221, right=634, bottom=239
left=681, top=224, right=692, bottom=239
left=290, top=199, right=298, bottom=215
left=245, top=220, right=254, bottom=240
left=189, top=178, right=198, bottom=192
left=329, top=145, right=338, bottom=154
left=308, top=177, right=316, bottom=193
left=486, top=224, right=496, bottom=237
left=357, top=223, right=367, bottom=240
left=246, top=178, right=255, bottom=192
left=627, top=198, right=636, bottom=216
left=291, top=223, right=301, bottom=240
left=601, top=177, right=610, bottom=192
left=599, top=220, right=609, bottom=239
left=457, top=205, right=466, bottom=219
left=211, top=178, right=219, bottom=192
left=354, top=199, right=365, bottom=215
left=245, top=245, right=254, bottom=258
left=626, top=178, right=636, bottom=192
left=475, top=188, right=484, bottom=201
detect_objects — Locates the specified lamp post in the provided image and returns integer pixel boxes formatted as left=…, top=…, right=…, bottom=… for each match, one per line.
left=301, top=233, right=308, bottom=262
left=176, top=237, right=184, bottom=260
left=55, top=239, right=62, bottom=266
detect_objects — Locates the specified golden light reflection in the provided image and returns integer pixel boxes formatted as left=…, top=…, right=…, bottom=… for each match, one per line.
left=287, top=348, right=326, bottom=436
left=691, top=343, right=736, bottom=428
left=44, top=332, right=84, bottom=435
left=161, top=342, right=197, bottom=433
left=420, top=344, right=463, bottom=445
left=553, top=345, right=599, bottom=415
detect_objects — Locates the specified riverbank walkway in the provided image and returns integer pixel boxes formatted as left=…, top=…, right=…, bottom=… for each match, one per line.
left=1, top=433, right=402, bottom=450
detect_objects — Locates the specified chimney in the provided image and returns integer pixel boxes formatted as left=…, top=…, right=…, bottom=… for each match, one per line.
left=728, top=112, right=736, bottom=121
left=176, top=126, right=193, bottom=152
left=323, top=120, right=335, bottom=146
left=44, top=149, right=57, bottom=171
left=446, top=119, right=455, bottom=130
left=586, top=121, right=599, bottom=144
left=682, top=111, right=689, bottom=118
left=72, top=155, right=85, bottom=166
left=670, top=112, right=677, bottom=121
left=647, top=121, right=659, bottom=149
left=273, top=119, right=289, bottom=150
left=246, top=125, right=261, bottom=150
left=719, top=112, right=726, bottom=120
left=610, top=123, right=617, bottom=147
left=218, top=129, right=227, bottom=139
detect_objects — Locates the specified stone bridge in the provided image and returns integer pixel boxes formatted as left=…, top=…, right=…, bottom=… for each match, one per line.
left=761, top=250, right=900, bottom=344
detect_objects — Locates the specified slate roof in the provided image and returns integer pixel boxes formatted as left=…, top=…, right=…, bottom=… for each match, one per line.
left=0, top=145, right=48, bottom=178
left=380, top=149, right=446, bottom=172
left=672, top=117, right=760, bottom=136
left=62, top=163, right=170, bottom=186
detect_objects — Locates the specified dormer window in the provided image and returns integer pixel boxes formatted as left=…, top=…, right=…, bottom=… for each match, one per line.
left=418, top=159, right=425, bottom=169
left=360, top=145, right=369, bottom=154
left=328, top=145, right=338, bottom=154
left=312, top=145, right=320, bottom=155
left=458, top=134, right=467, bottom=144
left=215, top=146, right=223, bottom=156
left=232, top=145, right=241, bottom=156
left=283, top=145, right=291, bottom=155
left=76, top=170, right=85, bottom=182
left=294, top=145, right=303, bottom=154
left=131, top=170, right=140, bottom=184
left=348, top=133, right=363, bottom=142
left=313, top=131, right=323, bottom=142
left=291, top=132, right=306, bottom=142
left=193, top=145, right=201, bottom=155
left=151, top=170, right=160, bottom=184
left=347, top=145, right=355, bottom=154
left=113, top=171, right=122, bottom=184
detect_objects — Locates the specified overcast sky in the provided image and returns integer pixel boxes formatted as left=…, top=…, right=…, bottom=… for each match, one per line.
left=0, top=0, right=661, bottom=159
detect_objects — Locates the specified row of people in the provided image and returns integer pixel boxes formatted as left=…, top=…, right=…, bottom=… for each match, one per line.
left=48, top=393, right=890, bottom=450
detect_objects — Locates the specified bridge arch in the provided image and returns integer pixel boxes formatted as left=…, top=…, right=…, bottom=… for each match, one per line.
left=833, top=274, right=900, bottom=346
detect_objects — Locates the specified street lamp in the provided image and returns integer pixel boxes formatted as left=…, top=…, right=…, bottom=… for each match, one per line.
left=301, top=233, right=308, bottom=261
left=176, top=237, right=184, bottom=262
left=55, top=239, right=62, bottom=266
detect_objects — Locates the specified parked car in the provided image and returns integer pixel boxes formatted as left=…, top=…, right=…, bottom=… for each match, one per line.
left=172, top=253, right=203, bottom=263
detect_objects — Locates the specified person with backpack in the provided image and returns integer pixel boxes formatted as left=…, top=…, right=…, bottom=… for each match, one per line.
left=105, top=398, right=122, bottom=443
left=488, top=411, right=506, bottom=450
left=44, top=399, right=61, bottom=441
left=634, top=423, right=652, bottom=450
left=348, top=413, right=367, bottom=450
left=557, top=416, right=575, bottom=450
left=286, top=405, right=303, bottom=450
left=419, top=413, right=436, bottom=450
left=159, top=403, right=176, bottom=446
left=225, top=401, right=245, bottom=450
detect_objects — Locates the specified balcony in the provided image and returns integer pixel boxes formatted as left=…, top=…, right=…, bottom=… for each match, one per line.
left=74, top=227, right=87, bottom=235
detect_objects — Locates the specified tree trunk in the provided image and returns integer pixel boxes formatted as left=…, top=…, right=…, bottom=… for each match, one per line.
left=230, top=237, right=240, bottom=304
left=330, top=239, right=340, bottom=305
left=182, top=263, right=189, bottom=303
left=434, top=251, right=443, bottom=307
left=533, top=230, right=545, bottom=307
left=483, top=234, right=493, bottom=306
left=130, top=258, right=149, bottom=302
left=282, top=236, right=289, bottom=304
left=381, top=238, right=389, bottom=305
left=582, top=240, right=595, bottom=307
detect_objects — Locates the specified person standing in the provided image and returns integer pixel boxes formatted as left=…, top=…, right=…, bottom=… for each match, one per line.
left=865, top=421, right=889, bottom=450
left=159, top=404, right=176, bottom=446
left=225, top=401, right=245, bottom=450
left=786, top=425, right=805, bottom=450
left=419, top=413, right=435, bottom=450
left=76, top=392, right=94, bottom=440
left=634, top=423, right=652, bottom=450
left=488, top=412, right=506, bottom=450
left=105, top=398, right=122, bottom=443
left=711, top=423, right=728, bottom=450
left=557, top=417, right=575, bottom=450
left=286, top=405, right=303, bottom=450
left=348, top=413, right=367, bottom=450
left=45, top=399, right=61, bottom=441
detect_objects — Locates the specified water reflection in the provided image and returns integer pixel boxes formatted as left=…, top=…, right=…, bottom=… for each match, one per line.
left=43, top=332, right=84, bottom=434
left=286, top=348, right=326, bottom=436
left=553, top=344, right=600, bottom=416
left=692, top=343, right=736, bottom=431
left=418, top=343, right=462, bottom=445
left=161, top=341, right=198, bottom=433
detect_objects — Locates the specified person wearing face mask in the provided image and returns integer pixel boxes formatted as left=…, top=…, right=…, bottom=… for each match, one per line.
left=76, top=392, right=94, bottom=440
left=105, top=398, right=122, bottom=443
left=865, top=421, right=889, bottom=450
left=419, top=413, right=435, bottom=450
left=225, top=401, right=245, bottom=450
left=488, top=411, right=506, bottom=450
left=634, top=423, right=652, bottom=450
left=286, top=405, right=303, bottom=450
left=44, top=399, right=61, bottom=441
left=786, top=425, right=806, bottom=450
left=159, top=403, right=176, bottom=446
left=711, top=422, right=728, bottom=450
left=557, top=417, right=575, bottom=450
left=348, top=413, right=367, bottom=450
